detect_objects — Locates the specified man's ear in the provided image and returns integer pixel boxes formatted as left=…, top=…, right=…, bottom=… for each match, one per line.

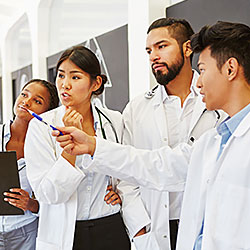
left=224, top=57, right=239, bottom=81
left=182, top=40, right=193, bottom=58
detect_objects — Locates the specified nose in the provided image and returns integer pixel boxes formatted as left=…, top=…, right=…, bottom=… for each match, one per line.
left=61, top=77, right=71, bottom=90
left=196, top=75, right=202, bottom=89
left=22, top=97, right=32, bottom=107
left=150, top=49, right=160, bottom=63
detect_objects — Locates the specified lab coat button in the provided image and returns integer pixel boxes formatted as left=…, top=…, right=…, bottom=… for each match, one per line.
left=87, top=186, right=91, bottom=191
left=164, top=204, right=167, bottom=208
left=163, top=235, right=167, bottom=238
left=207, top=179, right=210, bottom=184
left=163, top=138, right=167, bottom=142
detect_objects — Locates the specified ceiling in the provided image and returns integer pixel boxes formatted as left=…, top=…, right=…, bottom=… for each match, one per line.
left=0, top=0, right=28, bottom=43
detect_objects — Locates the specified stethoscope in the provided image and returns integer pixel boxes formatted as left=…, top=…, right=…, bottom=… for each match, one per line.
left=1, top=123, right=26, bottom=172
left=95, top=107, right=119, bottom=188
left=202, top=108, right=221, bottom=121
left=95, top=106, right=119, bottom=143
left=189, top=108, right=221, bottom=143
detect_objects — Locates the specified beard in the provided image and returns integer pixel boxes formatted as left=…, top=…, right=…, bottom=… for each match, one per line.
left=152, top=50, right=184, bottom=86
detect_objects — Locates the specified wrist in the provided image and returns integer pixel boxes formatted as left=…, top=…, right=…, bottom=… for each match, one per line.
left=28, top=199, right=39, bottom=213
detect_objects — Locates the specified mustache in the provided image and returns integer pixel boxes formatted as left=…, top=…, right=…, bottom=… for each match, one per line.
left=151, top=62, right=169, bottom=72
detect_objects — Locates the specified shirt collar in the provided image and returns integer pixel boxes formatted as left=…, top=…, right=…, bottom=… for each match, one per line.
left=161, top=70, right=200, bottom=103
left=217, top=102, right=250, bottom=136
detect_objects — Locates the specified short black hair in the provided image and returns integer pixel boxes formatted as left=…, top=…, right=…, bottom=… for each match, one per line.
left=147, top=17, right=194, bottom=62
left=191, top=21, right=250, bottom=83
left=56, top=45, right=107, bottom=96
left=22, top=79, right=59, bottom=111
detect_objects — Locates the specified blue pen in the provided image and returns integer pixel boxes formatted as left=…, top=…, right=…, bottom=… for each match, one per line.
left=25, top=108, right=64, bottom=136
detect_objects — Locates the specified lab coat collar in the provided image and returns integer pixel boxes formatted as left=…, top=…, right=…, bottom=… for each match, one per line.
left=232, top=110, right=250, bottom=137
left=90, top=98, right=109, bottom=130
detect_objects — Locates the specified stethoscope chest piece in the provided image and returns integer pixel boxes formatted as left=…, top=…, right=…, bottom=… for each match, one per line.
left=144, top=85, right=159, bottom=99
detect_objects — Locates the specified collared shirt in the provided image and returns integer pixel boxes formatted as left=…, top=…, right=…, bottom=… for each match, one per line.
left=75, top=102, right=120, bottom=220
left=0, top=121, right=37, bottom=233
left=193, top=102, right=250, bottom=250
left=162, top=71, right=200, bottom=220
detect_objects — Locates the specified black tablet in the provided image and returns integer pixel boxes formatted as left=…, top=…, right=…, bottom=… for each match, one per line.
left=0, top=151, right=24, bottom=215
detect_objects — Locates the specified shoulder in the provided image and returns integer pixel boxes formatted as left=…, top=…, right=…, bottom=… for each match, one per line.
left=125, top=85, right=160, bottom=111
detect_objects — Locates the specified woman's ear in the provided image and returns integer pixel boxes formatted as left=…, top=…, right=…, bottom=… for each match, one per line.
left=92, top=76, right=102, bottom=92
left=182, top=40, right=193, bottom=59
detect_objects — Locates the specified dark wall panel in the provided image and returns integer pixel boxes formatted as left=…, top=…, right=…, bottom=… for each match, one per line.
left=166, top=0, right=250, bottom=67
left=47, top=25, right=129, bottom=113
left=11, top=65, right=32, bottom=107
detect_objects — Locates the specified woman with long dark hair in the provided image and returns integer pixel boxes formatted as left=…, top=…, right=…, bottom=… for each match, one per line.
left=25, top=46, right=131, bottom=250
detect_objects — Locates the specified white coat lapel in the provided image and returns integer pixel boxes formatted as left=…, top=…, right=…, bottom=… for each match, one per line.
left=152, top=86, right=169, bottom=142
left=188, top=95, right=206, bottom=138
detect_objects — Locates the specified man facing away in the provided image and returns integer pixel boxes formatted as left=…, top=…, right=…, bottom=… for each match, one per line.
left=52, top=20, right=250, bottom=250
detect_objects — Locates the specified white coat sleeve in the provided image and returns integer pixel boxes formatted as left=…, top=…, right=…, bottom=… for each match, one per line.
left=24, top=118, right=85, bottom=204
left=81, top=138, right=192, bottom=192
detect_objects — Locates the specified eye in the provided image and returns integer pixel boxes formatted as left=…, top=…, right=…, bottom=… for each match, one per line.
left=159, top=44, right=167, bottom=49
left=199, top=68, right=205, bottom=73
left=58, top=73, right=65, bottom=79
left=146, top=50, right=151, bottom=55
left=72, top=75, right=80, bottom=80
left=21, top=92, right=27, bottom=97
left=34, top=99, right=42, bottom=105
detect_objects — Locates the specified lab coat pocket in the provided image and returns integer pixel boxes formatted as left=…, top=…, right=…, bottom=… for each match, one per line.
left=212, top=181, right=250, bottom=249
left=133, top=231, right=160, bottom=250
left=36, top=239, right=61, bottom=250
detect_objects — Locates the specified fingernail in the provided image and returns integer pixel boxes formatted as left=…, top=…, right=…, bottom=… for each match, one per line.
left=3, top=192, right=7, bottom=195
left=10, top=189, right=13, bottom=192
left=4, top=198, right=7, bottom=201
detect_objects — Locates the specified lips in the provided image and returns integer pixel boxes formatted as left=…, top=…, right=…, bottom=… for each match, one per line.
left=61, top=92, right=70, bottom=97
left=18, top=105, right=28, bottom=111
left=152, top=63, right=166, bottom=72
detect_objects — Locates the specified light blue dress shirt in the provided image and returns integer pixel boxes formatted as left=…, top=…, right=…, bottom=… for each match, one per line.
left=0, top=121, right=37, bottom=232
left=193, top=103, right=250, bottom=250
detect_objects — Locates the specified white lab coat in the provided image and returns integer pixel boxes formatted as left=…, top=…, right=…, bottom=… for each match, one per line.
left=120, top=72, right=226, bottom=250
left=177, top=110, right=250, bottom=249
left=88, top=110, right=250, bottom=249
left=24, top=104, right=141, bottom=250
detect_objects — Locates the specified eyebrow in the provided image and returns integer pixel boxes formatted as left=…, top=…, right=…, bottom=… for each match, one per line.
left=146, top=40, right=169, bottom=50
left=23, top=89, right=45, bottom=101
left=58, top=69, right=84, bottom=74
left=197, top=62, right=204, bottom=68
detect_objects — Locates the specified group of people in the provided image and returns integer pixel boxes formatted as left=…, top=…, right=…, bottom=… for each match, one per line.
left=0, top=16, right=250, bottom=250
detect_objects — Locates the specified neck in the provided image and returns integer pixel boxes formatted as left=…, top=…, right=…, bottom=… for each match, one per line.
left=223, top=80, right=250, bottom=117
left=75, top=102, right=93, bottom=121
left=164, top=63, right=193, bottom=107
left=10, top=118, right=29, bottom=142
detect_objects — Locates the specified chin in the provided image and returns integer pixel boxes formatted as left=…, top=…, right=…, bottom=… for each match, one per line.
left=205, top=104, right=216, bottom=111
